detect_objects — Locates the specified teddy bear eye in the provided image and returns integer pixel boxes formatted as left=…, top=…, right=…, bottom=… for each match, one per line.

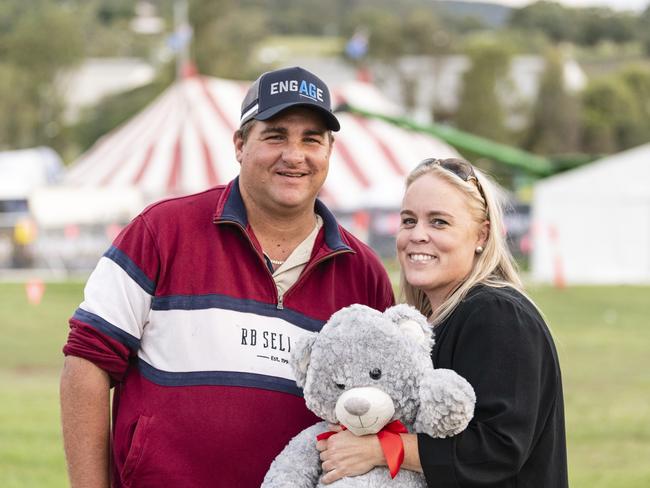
left=369, top=368, right=382, bottom=380
left=335, top=383, right=346, bottom=390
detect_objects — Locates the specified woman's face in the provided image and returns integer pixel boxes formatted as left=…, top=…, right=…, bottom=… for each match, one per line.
left=397, top=172, right=486, bottom=306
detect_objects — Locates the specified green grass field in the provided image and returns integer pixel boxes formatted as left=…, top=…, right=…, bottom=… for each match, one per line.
left=1, top=281, right=649, bottom=487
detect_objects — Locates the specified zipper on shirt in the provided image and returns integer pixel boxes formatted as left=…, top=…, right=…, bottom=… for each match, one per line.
left=216, top=219, right=281, bottom=303
left=281, top=249, right=352, bottom=304
left=216, top=218, right=353, bottom=310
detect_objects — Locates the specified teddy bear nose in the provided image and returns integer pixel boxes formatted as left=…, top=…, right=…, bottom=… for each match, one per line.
left=344, top=397, right=371, bottom=416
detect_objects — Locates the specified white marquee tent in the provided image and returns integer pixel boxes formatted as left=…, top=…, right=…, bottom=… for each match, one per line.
left=63, top=74, right=459, bottom=211
left=0, top=147, right=63, bottom=200
left=531, top=143, right=650, bottom=284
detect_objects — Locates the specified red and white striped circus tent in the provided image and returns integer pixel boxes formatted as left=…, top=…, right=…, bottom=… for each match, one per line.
left=64, top=75, right=458, bottom=211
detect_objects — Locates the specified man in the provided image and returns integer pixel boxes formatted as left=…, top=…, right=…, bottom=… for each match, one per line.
left=60, top=66, right=394, bottom=488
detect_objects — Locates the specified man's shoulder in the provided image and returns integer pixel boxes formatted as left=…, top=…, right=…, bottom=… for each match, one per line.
left=324, top=223, right=394, bottom=307
left=336, top=225, right=384, bottom=268
left=140, top=185, right=226, bottom=221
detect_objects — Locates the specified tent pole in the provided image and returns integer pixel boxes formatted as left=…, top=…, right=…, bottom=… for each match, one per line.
left=173, top=0, right=191, bottom=79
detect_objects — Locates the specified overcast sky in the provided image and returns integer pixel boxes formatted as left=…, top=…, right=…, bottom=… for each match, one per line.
left=459, top=0, right=649, bottom=12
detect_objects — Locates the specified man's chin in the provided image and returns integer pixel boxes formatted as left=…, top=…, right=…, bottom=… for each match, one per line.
left=272, top=193, right=317, bottom=210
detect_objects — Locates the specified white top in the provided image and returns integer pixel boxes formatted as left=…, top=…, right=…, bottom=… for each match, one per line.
left=266, top=215, right=323, bottom=299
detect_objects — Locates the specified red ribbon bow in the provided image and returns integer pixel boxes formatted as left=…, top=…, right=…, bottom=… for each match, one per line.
left=316, top=419, right=408, bottom=479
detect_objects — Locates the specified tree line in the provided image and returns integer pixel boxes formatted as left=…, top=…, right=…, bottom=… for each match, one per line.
left=2, top=0, right=650, bottom=176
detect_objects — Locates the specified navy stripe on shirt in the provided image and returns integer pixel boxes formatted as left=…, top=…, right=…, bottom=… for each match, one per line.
left=104, top=245, right=156, bottom=296
left=73, top=308, right=141, bottom=351
left=151, top=294, right=325, bottom=332
left=138, top=359, right=303, bottom=397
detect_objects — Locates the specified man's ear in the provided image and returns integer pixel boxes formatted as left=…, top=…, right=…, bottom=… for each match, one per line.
left=233, top=131, right=244, bottom=164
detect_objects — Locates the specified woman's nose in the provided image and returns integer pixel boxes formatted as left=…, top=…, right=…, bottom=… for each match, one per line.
left=409, top=223, right=429, bottom=242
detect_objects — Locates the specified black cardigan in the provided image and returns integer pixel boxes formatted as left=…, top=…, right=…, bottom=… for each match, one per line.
left=417, top=284, right=568, bottom=487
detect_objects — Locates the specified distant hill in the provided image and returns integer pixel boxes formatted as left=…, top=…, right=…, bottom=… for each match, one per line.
left=436, top=1, right=513, bottom=29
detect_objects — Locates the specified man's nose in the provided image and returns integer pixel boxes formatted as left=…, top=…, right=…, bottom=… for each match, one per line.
left=282, top=141, right=306, bottom=165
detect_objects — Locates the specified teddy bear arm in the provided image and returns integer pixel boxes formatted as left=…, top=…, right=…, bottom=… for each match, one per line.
left=261, top=422, right=328, bottom=488
left=415, top=369, right=476, bottom=438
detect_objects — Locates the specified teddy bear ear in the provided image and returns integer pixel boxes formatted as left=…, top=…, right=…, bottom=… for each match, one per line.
left=290, top=333, right=318, bottom=388
left=326, top=304, right=377, bottom=328
left=399, top=319, right=430, bottom=347
left=383, top=304, right=433, bottom=349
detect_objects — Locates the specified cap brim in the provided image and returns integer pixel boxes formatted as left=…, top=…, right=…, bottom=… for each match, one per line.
left=255, top=102, right=340, bottom=132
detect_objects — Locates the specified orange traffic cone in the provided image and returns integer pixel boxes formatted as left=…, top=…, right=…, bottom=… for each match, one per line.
left=25, top=278, right=45, bottom=305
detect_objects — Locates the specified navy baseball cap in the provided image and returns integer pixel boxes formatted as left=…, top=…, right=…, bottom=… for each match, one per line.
left=239, top=66, right=340, bottom=131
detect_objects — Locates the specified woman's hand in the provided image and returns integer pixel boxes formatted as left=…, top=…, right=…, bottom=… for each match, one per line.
left=316, top=425, right=385, bottom=484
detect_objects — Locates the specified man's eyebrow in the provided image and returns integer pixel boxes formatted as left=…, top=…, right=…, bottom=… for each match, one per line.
left=260, top=126, right=288, bottom=135
left=260, top=126, right=327, bottom=137
left=303, top=128, right=327, bottom=137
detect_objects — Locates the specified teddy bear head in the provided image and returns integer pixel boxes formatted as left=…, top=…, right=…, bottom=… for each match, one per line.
left=292, top=304, right=475, bottom=438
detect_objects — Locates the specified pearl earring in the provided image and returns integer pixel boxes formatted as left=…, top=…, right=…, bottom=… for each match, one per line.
left=475, top=246, right=484, bottom=254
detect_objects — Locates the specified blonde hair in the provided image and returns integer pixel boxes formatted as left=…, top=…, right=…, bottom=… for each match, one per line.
left=399, top=158, right=525, bottom=326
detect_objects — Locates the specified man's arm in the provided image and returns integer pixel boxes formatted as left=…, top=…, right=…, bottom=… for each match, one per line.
left=60, top=355, right=111, bottom=488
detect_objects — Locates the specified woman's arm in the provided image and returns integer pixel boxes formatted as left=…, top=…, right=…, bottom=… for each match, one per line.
left=316, top=429, right=422, bottom=484
left=418, top=292, right=563, bottom=486
left=400, top=433, right=423, bottom=472
left=316, top=291, right=564, bottom=487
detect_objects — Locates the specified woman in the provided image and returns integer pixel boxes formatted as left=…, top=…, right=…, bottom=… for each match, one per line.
left=318, top=158, right=568, bottom=487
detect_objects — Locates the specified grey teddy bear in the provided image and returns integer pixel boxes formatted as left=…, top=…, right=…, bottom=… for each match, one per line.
left=262, top=303, right=476, bottom=487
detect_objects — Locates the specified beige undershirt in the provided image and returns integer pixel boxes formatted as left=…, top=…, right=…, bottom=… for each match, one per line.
left=265, top=214, right=323, bottom=300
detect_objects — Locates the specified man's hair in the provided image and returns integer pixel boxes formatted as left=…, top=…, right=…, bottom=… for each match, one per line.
left=235, top=119, right=257, bottom=144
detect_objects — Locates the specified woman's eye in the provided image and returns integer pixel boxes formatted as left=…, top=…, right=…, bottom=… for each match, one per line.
left=401, top=218, right=416, bottom=226
left=431, top=218, right=448, bottom=227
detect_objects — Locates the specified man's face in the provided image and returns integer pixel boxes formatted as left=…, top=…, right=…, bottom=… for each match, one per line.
left=234, top=107, right=332, bottom=216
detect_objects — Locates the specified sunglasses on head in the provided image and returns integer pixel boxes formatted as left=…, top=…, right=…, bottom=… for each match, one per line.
left=417, top=158, right=486, bottom=203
